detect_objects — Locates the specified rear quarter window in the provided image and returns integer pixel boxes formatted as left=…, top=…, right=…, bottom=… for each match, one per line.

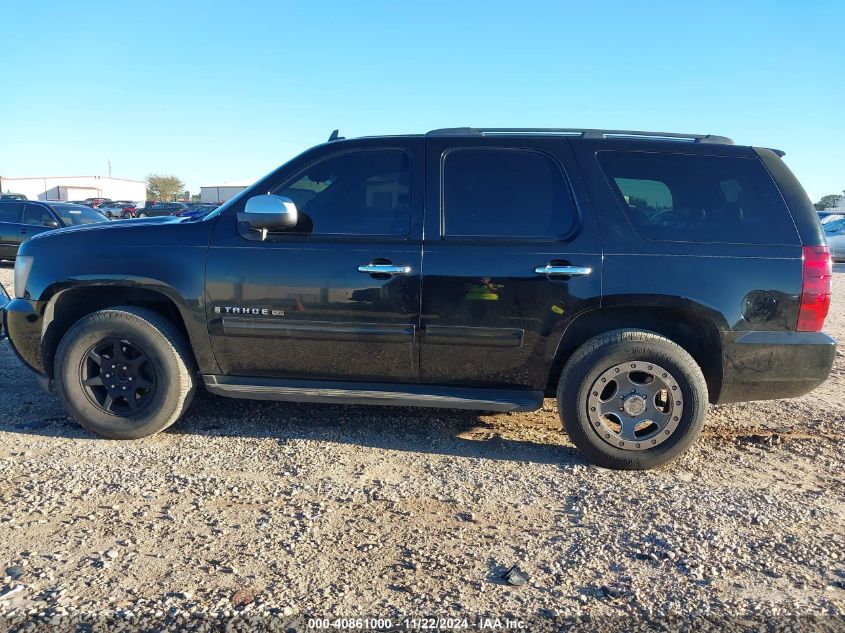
left=597, top=151, right=799, bottom=245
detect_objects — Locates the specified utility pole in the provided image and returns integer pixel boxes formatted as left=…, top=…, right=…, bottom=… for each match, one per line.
left=108, top=161, right=112, bottom=178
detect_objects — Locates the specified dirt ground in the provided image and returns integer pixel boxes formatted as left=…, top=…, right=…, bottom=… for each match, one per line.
left=1, top=262, right=844, bottom=631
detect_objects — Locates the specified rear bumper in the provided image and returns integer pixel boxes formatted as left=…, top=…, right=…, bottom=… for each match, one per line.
left=716, top=330, right=836, bottom=404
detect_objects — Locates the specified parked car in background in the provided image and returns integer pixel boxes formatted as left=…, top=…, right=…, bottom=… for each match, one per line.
left=823, top=216, right=845, bottom=261
left=99, top=201, right=139, bottom=219
left=135, top=202, right=189, bottom=217
left=0, top=200, right=108, bottom=260
left=0, top=193, right=28, bottom=200
left=81, top=198, right=111, bottom=208
left=818, top=210, right=844, bottom=222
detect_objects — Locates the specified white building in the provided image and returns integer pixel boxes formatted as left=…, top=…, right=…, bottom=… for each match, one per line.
left=0, top=175, right=146, bottom=202
left=200, top=179, right=254, bottom=204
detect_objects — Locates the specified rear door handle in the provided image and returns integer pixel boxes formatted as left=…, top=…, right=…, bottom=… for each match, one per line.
left=534, top=264, right=592, bottom=277
left=357, top=263, right=412, bottom=276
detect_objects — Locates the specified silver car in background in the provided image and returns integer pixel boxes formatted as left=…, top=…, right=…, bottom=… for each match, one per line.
left=823, top=216, right=845, bottom=261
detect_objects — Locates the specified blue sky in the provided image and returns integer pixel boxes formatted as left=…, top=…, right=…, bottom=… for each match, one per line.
left=1, top=0, right=843, bottom=201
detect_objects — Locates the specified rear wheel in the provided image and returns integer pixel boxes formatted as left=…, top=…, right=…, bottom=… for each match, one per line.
left=104, top=210, right=114, bottom=219
left=557, top=329, right=707, bottom=470
left=137, top=211, right=148, bottom=218
left=122, top=210, right=133, bottom=219
left=55, top=307, right=196, bottom=439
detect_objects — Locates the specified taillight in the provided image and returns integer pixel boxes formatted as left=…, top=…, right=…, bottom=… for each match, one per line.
left=796, top=245, right=832, bottom=332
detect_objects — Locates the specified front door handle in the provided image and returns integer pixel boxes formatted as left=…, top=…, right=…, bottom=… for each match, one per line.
left=357, top=263, right=412, bottom=276
left=534, top=264, right=592, bottom=277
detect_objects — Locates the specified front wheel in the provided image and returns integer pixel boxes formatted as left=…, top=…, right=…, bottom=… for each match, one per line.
left=557, top=329, right=707, bottom=470
left=55, top=307, right=196, bottom=439
left=137, top=211, right=148, bottom=218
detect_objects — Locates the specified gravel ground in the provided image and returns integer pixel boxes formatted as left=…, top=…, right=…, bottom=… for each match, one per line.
left=1, top=262, right=844, bottom=632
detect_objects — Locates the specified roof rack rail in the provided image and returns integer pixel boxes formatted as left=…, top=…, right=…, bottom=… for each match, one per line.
left=426, top=127, right=734, bottom=145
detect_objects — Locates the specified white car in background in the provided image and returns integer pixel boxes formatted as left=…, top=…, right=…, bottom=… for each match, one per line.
left=823, top=216, right=845, bottom=261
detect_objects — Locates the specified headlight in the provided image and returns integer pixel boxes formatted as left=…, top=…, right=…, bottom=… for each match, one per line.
left=14, top=256, right=34, bottom=299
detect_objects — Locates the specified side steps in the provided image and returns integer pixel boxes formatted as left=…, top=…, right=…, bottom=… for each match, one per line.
left=202, top=375, right=543, bottom=412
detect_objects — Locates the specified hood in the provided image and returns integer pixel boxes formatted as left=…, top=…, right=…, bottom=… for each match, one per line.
left=19, top=214, right=215, bottom=261
left=33, top=215, right=184, bottom=240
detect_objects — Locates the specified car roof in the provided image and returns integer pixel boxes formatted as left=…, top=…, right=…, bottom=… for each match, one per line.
left=422, top=127, right=735, bottom=145
left=334, top=127, right=735, bottom=146
left=322, top=127, right=760, bottom=155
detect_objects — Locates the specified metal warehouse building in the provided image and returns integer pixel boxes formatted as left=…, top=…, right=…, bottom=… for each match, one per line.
left=0, top=175, right=146, bottom=202
left=200, top=180, right=254, bottom=204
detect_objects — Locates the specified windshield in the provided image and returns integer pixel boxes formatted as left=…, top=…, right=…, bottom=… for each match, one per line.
left=52, top=205, right=109, bottom=225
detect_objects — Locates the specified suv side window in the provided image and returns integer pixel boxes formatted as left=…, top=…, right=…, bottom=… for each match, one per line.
left=23, top=204, right=55, bottom=226
left=597, top=151, right=799, bottom=245
left=271, top=149, right=411, bottom=237
left=0, top=202, right=23, bottom=223
left=441, top=148, right=576, bottom=240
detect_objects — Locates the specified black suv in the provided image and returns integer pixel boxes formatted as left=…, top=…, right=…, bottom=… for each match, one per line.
left=137, top=202, right=189, bottom=217
left=0, top=128, right=835, bottom=469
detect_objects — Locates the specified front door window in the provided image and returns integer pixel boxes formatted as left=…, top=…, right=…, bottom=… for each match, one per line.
left=271, top=149, right=411, bottom=237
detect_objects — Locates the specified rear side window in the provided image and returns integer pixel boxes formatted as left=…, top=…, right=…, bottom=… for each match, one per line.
left=442, top=148, right=575, bottom=240
left=597, top=151, right=798, bottom=245
left=0, top=202, right=23, bottom=223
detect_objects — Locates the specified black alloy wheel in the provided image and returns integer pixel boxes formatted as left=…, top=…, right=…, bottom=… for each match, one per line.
left=79, top=337, right=158, bottom=415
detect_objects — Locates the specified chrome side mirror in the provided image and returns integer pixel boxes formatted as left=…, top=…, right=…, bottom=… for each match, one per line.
left=238, top=195, right=298, bottom=236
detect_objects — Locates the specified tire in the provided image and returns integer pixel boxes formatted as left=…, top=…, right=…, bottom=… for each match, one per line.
left=557, top=329, right=707, bottom=470
left=137, top=211, right=148, bottom=218
left=105, top=211, right=113, bottom=219
left=122, top=211, right=133, bottom=219
left=55, top=307, right=196, bottom=439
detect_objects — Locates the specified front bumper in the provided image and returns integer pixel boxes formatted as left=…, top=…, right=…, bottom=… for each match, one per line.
left=0, top=282, right=9, bottom=340
left=2, top=292, right=47, bottom=376
left=716, top=330, right=836, bottom=404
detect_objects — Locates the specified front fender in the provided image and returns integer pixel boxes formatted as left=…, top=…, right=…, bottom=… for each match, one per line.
left=41, top=276, right=218, bottom=377
left=11, top=219, right=218, bottom=377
